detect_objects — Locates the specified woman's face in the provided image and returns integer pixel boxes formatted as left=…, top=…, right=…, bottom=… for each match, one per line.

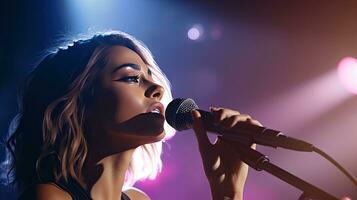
left=87, top=45, right=166, bottom=151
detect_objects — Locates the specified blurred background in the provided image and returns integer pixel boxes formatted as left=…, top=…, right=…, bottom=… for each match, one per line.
left=1, top=0, right=356, bottom=199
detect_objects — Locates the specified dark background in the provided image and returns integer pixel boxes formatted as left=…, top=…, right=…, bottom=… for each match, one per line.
left=1, top=0, right=357, bottom=199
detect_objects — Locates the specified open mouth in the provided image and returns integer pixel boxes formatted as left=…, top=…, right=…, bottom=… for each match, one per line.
left=147, top=102, right=164, bottom=116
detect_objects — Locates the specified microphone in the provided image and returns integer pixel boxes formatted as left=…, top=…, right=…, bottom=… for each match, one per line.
left=165, top=98, right=314, bottom=152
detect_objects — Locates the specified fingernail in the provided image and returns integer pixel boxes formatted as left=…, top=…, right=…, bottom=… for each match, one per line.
left=191, top=110, right=197, bottom=118
left=209, top=106, right=218, bottom=111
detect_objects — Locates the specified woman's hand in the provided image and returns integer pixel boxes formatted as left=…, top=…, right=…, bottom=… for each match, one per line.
left=192, top=107, right=262, bottom=200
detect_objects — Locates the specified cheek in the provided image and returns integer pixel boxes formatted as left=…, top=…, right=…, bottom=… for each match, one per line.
left=114, top=90, right=144, bottom=122
left=94, top=85, right=145, bottom=125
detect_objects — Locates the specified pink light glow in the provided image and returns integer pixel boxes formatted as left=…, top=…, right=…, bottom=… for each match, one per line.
left=337, top=57, right=357, bottom=95
left=249, top=70, right=351, bottom=132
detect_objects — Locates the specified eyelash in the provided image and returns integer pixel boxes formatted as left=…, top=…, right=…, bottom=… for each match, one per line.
left=118, top=75, right=140, bottom=83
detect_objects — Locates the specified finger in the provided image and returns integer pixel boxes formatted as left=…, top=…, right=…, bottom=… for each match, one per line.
left=250, top=143, right=257, bottom=150
left=220, top=116, right=237, bottom=129
left=209, top=107, right=241, bottom=124
left=192, top=110, right=212, bottom=153
left=210, top=107, right=241, bottom=116
left=209, top=106, right=220, bottom=112
left=220, top=114, right=251, bottom=129
left=210, top=107, right=225, bottom=124
left=247, top=118, right=263, bottom=127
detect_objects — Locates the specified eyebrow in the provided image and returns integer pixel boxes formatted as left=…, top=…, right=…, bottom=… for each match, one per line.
left=112, top=63, right=152, bottom=76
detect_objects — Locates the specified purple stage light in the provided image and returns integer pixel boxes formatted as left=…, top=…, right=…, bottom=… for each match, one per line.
left=210, top=26, right=222, bottom=40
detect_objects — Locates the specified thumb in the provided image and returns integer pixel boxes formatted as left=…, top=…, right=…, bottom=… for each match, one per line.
left=192, top=109, right=212, bottom=153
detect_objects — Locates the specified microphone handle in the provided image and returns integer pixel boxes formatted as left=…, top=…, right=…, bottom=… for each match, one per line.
left=197, top=109, right=314, bottom=152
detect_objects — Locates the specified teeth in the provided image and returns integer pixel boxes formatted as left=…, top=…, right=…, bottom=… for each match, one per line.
left=151, top=108, right=160, bottom=113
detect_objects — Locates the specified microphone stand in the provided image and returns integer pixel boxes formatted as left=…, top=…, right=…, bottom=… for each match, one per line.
left=223, top=136, right=339, bottom=200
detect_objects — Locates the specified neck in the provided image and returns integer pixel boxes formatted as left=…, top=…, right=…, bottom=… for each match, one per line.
left=81, top=148, right=135, bottom=200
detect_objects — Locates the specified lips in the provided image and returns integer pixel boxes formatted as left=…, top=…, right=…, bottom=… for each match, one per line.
left=147, top=102, right=165, bottom=115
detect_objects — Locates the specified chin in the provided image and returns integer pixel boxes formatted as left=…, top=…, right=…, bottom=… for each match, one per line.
left=156, top=130, right=166, bottom=141
left=145, top=130, right=166, bottom=144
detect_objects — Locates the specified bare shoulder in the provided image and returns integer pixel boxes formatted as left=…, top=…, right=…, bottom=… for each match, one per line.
left=124, top=187, right=151, bottom=200
left=34, top=183, right=72, bottom=200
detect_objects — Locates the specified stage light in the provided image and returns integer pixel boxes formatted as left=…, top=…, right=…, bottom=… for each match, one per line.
left=210, top=26, right=222, bottom=40
left=249, top=70, right=351, bottom=132
left=187, top=24, right=203, bottom=40
left=337, top=57, right=357, bottom=95
left=187, top=27, right=200, bottom=40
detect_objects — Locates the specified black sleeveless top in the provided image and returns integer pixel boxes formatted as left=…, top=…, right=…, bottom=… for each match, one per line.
left=18, top=177, right=131, bottom=200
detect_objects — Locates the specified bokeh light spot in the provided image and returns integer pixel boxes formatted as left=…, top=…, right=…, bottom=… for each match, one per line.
left=337, top=57, right=357, bottom=95
left=187, top=24, right=203, bottom=40
left=187, top=28, right=200, bottom=40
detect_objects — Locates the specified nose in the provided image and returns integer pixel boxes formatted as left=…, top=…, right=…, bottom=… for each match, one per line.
left=145, top=82, right=164, bottom=101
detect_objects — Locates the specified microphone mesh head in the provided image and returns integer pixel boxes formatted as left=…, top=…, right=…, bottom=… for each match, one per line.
left=165, top=98, right=199, bottom=131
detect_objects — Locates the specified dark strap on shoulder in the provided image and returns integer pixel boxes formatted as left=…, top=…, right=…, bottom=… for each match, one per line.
left=122, top=192, right=131, bottom=200
left=18, top=178, right=131, bottom=200
left=53, top=178, right=92, bottom=200
left=55, top=180, right=131, bottom=200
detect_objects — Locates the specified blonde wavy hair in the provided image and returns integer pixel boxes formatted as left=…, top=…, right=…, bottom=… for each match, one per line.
left=3, top=31, right=175, bottom=190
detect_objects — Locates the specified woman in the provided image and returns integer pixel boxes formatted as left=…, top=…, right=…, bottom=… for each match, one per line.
left=3, top=31, right=260, bottom=200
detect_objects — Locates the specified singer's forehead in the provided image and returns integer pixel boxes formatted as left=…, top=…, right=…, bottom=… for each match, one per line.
left=106, top=45, right=152, bottom=76
left=111, top=63, right=152, bottom=76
